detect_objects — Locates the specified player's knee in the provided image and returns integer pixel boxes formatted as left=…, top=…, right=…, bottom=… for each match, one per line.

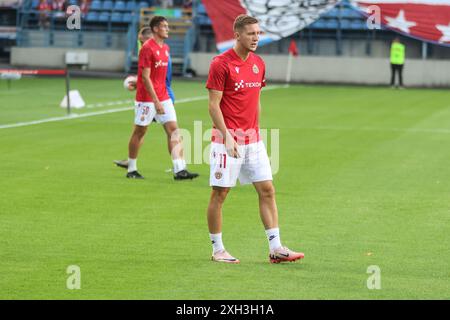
left=134, top=126, right=147, bottom=138
left=259, top=184, right=275, bottom=199
left=212, top=187, right=229, bottom=203
left=169, top=128, right=181, bottom=142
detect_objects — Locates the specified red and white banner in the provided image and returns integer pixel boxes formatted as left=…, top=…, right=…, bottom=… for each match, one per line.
left=202, top=0, right=339, bottom=51
left=351, top=0, right=450, bottom=46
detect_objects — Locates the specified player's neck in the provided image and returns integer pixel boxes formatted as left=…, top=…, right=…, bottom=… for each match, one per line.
left=233, top=46, right=251, bottom=62
left=153, top=35, right=165, bottom=46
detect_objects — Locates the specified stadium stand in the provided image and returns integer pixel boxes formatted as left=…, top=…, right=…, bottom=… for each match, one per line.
left=7, top=0, right=450, bottom=73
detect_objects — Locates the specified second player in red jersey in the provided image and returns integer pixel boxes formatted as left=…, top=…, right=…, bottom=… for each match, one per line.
left=119, top=16, right=198, bottom=180
left=136, top=38, right=170, bottom=103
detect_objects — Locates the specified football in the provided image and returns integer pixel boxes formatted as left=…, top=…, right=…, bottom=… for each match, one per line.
left=123, top=75, right=137, bottom=91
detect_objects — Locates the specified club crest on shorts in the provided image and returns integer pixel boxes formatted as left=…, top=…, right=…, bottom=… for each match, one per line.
left=215, top=171, right=222, bottom=180
left=140, top=116, right=145, bottom=121
left=252, top=64, right=259, bottom=74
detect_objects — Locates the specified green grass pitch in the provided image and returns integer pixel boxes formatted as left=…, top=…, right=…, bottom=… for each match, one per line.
left=0, top=77, right=449, bottom=299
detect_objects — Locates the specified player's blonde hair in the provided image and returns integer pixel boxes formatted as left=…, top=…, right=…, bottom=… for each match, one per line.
left=233, top=14, right=259, bottom=32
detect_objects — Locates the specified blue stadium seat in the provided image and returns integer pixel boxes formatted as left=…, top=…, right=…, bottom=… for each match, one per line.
left=138, top=1, right=149, bottom=9
left=111, top=12, right=122, bottom=22
left=31, top=0, right=39, bottom=9
left=102, top=0, right=114, bottom=10
left=325, top=18, right=339, bottom=29
left=90, top=0, right=102, bottom=10
left=122, top=12, right=133, bottom=23
left=342, top=8, right=362, bottom=19
left=340, top=19, right=351, bottom=29
left=196, top=15, right=211, bottom=25
left=85, top=11, right=99, bottom=21
left=68, top=0, right=78, bottom=5
left=114, top=1, right=126, bottom=10
left=126, top=1, right=137, bottom=11
left=310, top=19, right=326, bottom=29
left=351, top=20, right=367, bottom=30
left=98, top=12, right=110, bottom=22
left=324, top=8, right=340, bottom=18
left=197, top=3, right=207, bottom=14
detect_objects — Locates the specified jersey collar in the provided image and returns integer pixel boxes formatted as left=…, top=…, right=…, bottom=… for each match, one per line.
left=229, top=48, right=253, bottom=66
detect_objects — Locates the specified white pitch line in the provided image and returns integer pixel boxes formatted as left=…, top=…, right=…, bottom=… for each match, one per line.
left=0, top=96, right=210, bottom=129
left=0, top=86, right=288, bottom=130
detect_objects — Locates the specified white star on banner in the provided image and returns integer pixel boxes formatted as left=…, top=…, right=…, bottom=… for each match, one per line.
left=436, top=23, right=450, bottom=43
left=385, top=10, right=417, bottom=34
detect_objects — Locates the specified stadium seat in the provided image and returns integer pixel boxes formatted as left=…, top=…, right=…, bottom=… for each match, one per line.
left=90, top=0, right=102, bottom=10
left=351, top=20, right=367, bottom=30
left=340, top=19, right=351, bottom=29
left=114, top=1, right=126, bottom=11
left=85, top=11, right=99, bottom=22
left=325, top=19, right=339, bottom=29
left=111, top=12, right=122, bottom=22
left=126, top=1, right=136, bottom=11
left=31, top=0, right=39, bottom=9
left=102, top=0, right=114, bottom=10
left=68, top=0, right=78, bottom=5
left=197, top=3, right=207, bottom=14
left=138, top=1, right=149, bottom=9
left=324, top=8, right=340, bottom=18
left=342, top=8, right=362, bottom=19
left=98, top=12, right=110, bottom=22
left=122, top=12, right=133, bottom=23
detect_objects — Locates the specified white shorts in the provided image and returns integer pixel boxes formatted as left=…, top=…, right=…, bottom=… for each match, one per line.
left=134, top=99, right=177, bottom=126
left=210, top=141, right=273, bottom=188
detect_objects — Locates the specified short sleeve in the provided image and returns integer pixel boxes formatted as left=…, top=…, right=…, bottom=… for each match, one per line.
left=139, top=45, right=153, bottom=69
left=261, top=60, right=266, bottom=87
left=206, top=57, right=228, bottom=91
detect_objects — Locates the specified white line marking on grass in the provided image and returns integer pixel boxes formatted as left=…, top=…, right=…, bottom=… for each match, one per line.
left=0, top=107, right=134, bottom=129
left=0, top=86, right=288, bottom=130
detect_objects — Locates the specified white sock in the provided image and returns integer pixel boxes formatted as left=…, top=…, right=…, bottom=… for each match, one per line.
left=172, top=158, right=186, bottom=174
left=209, top=233, right=225, bottom=254
left=128, top=158, right=137, bottom=172
left=265, top=228, right=282, bottom=251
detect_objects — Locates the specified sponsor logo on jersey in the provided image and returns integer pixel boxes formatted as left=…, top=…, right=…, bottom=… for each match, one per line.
left=234, top=79, right=262, bottom=91
left=155, top=60, right=169, bottom=68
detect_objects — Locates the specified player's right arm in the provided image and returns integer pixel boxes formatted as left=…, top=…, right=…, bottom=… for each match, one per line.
left=142, top=67, right=164, bottom=114
left=208, top=89, right=240, bottom=158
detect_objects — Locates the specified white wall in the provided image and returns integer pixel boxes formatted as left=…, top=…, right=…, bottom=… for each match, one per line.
left=190, top=52, right=450, bottom=87
left=11, top=47, right=126, bottom=72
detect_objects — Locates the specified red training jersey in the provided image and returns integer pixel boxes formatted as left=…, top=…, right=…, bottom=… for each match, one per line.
left=136, top=38, right=170, bottom=103
left=206, top=48, right=266, bottom=145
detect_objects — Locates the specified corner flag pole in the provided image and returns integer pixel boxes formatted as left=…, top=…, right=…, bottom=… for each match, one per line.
left=286, top=53, right=293, bottom=83
left=65, top=68, right=71, bottom=115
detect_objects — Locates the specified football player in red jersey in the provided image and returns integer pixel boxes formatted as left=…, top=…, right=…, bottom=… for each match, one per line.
left=125, top=16, right=198, bottom=180
left=206, top=15, right=304, bottom=264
